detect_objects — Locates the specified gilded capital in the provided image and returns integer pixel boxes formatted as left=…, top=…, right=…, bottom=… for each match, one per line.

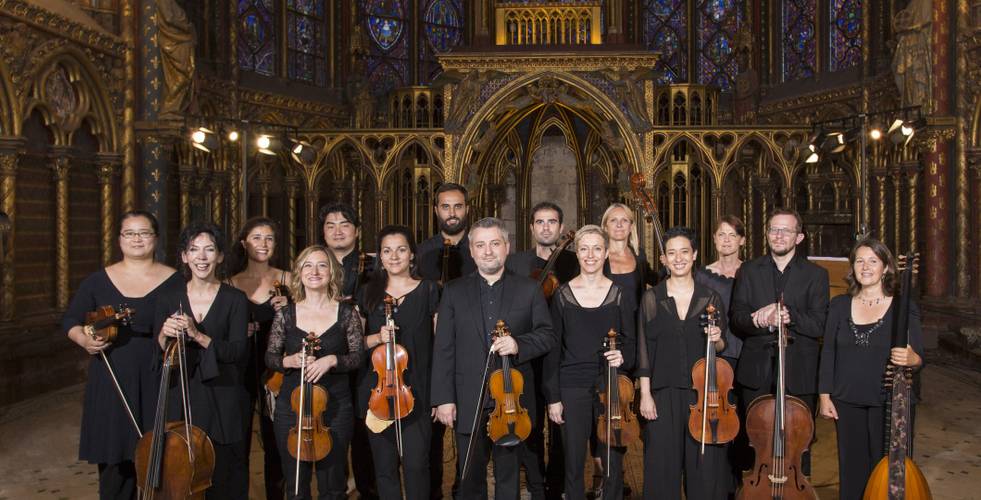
left=50, top=155, right=71, bottom=181
left=96, top=163, right=118, bottom=184
left=0, top=152, right=17, bottom=178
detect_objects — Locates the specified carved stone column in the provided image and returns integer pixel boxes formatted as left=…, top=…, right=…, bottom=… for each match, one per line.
left=305, top=188, right=319, bottom=248
left=874, top=170, right=888, bottom=240
left=257, top=172, right=270, bottom=217
left=51, top=152, right=71, bottom=310
left=901, top=159, right=921, bottom=259
left=892, top=168, right=903, bottom=252
left=211, top=172, right=225, bottom=228
left=95, top=158, right=120, bottom=266
left=178, top=164, right=194, bottom=229
left=0, top=139, right=22, bottom=321
left=285, top=177, right=300, bottom=262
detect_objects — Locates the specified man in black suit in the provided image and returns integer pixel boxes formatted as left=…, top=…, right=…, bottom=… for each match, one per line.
left=432, top=217, right=556, bottom=500
left=416, top=182, right=476, bottom=282
left=730, top=208, right=829, bottom=473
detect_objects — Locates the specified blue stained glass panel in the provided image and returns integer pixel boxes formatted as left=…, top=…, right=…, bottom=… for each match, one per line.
left=287, top=0, right=326, bottom=85
left=238, top=0, right=276, bottom=76
left=364, top=0, right=409, bottom=94
left=421, top=0, right=464, bottom=84
left=367, top=0, right=405, bottom=51
left=643, top=0, right=688, bottom=83
left=782, top=0, right=816, bottom=81
left=697, top=0, right=741, bottom=90
left=830, top=0, right=862, bottom=71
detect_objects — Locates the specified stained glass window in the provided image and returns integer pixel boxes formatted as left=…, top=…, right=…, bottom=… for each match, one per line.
left=782, top=0, right=817, bottom=81
left=697, top=0, right=741, bottom=90
left=643, top=0, right=688, bottom=84
left=238, top=0, right=276, bottom=76
left=829, top=0, right=862, bottom=71
left=364, top=0, right=409, bottom=95
left=421, top=0, right=464, bottom=84
left=287, top=0, right=327, bottom=85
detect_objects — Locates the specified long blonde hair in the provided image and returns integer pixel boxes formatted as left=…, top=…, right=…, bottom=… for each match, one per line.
left=289, top=245, right=344, bottom=302
left=601, top=203, right=639, bottom=254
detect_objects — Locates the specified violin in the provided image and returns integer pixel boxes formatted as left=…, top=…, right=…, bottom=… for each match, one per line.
left=367, top=296, right=415, bottom=456
left=262, top=281, right=289, bottom=398
left=288, top=332, right=333, bottom=489
left=530, top=230, right=576, bottom=299
left=739, top=297, right=817, bottom=500
left=486, top=320, right=531, bottom=446
left=440, top=238, right=453, bottom=285
left=629, top=172, right=668, bottom=255
left=863, top=254, right=932, bottom=499
left=85, top=305, right=142, bottom=437
left=689, top=303, right=739, bottom=451
left=596, top=329, right=639, bottom=456
left=135, top=305, right=215, bottom=499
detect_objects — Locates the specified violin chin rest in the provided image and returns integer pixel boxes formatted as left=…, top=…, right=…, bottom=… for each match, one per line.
left=495, top=434, right=522, bottom=447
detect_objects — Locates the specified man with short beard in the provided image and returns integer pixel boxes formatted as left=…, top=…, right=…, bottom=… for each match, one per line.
left=730, top=208, right=829, bottom=475
left=416, top=183, right=477, bottom=282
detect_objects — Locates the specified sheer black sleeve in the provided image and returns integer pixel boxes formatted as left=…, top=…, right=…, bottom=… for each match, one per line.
left=333, top=304, right=365, bottom=372
left=618, top=287, right=637, bottom=374
left=542, top=290, right=566, bottom=404
left=265, top=307, right=289, bottom=372
left=634, top=289, right=657, bottom=378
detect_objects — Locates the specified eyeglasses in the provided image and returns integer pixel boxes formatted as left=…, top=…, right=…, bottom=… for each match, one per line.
left=120, top=230, right=156, bottom=240
left=766, top=227, right=798, bottom=236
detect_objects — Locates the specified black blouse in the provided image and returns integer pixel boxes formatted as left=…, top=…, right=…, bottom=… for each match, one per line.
left=266, top=302, right=365, bottom=403
left=603, top=247, right=655, bottom=307
left=636, top=281, right=727, bottom=390
left=62, top=270, right=182, bottom=464
left=695, top=267, right=743, bottom=360
left=355, top=280, right=441, bottom=417
left=818, top=294, right=924, bottom=406
left=153, top=283, right=251, bottom=444
left=542, top=283, right=635, bottom=404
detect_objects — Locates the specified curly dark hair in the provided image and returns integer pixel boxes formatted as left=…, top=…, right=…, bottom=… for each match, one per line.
left=177, top=222, right=227, bottom=280
left=227, top=217, right=280, bottom=277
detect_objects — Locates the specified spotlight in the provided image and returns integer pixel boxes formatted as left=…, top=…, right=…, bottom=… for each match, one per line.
left=804, top=144, right=820, bottom=163
left=869, top=127, right=883, bottom=140
left=256, top=134, right=277, bottom=155
left=227, top=130, right=239, bottom=142
left=290, top=140, right=316, bottom=164
left=821, top=132, right=846, bottom=154
left=190, top=127, right=218, bottom=153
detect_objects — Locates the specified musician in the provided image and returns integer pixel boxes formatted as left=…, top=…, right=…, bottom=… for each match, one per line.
left=319, top=202, right=378, bottom=498
left=431, top=217, right=556, bottom=499
left=601, top=203, right=655, bottom=307
left=818, top=239, right=923, bottom=500
left=730, top=208, right=828, bottom=475
left=265, top=245, right=365, bottom=499
left=64, top=210, right=181, bottom=500
left=416, top=182, right=477, bottom=282
left=543, top=225, right=634, bottom=499
left=356, top=225, right=441, bottom=500
left=636, top=227, right=728, bottom=499
left=505, top=201, right=578, bottom=499
left=227, top=216, right=290, bottom=500
left=156, top=222, right=251, bottom=498
left=696, top=215, right=746, bottom=364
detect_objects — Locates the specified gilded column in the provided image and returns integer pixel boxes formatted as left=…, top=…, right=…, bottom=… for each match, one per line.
left=96, top=161, right=118, bottom=267
left=257, top=173, right=270, bottom=216
left=0, top=142, right=21, bottom=321
left=874, top=170, right=887, bottom=241
left=121, top=0, right=138, bottom=210
left=51, top=154, right=71, bottom=310
left=903, top=159, right=921, bottom=258
left=305, top=188, right=319, bottom=248
left=285, top=177, right=299, bottom=262
left=893, top=169, right=903, bottom=252
left=179, top=165, right=194, bottom=228
left=211, top=172, right=225, bottom=229
left=227, top=166, right=241, bottom=233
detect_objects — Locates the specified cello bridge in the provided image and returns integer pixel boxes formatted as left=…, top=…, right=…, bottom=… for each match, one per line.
left=767, top=474, right=787, bottom=484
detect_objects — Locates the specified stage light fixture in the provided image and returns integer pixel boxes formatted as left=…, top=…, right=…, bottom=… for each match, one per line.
left=256, top=134, right=278, bottom=155
left=821, top=132, right=846, bottom=154
left=227, top=130, right=239, bottom=142
left=190, top=127, right=218, bottom=153
left=804, top=144, right=820, bottom=163
left=290, top=139, right=316, bottom=164
left=869, top=127, right=883, bottom=140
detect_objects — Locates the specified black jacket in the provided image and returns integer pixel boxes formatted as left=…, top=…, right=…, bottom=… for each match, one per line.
left=730, top=253, right=829, bottom=394
left=430, top=271, right=556, bottom=433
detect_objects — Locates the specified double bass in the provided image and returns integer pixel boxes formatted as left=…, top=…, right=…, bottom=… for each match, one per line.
left=135, top=306, right=216, bottom=499
left=530, top=230, right=576, bottom=299
left=629, top=173, right=668, bottom=255
left=739, top=297, right=817, bottom=500
left=288, top=332, right=333, bottom=495
left=367, top=296, right=415, bottom=456
left=863, top=254, right=932, bottom=499
left=596, top=328, right=639, bottom=476
left=689, top=303, right=739, bottom=452
left=84, top=305, right=141, bottom=437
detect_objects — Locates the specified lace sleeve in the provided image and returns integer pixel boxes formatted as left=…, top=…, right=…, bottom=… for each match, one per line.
left=334, top=304, right=365, bottom=372
left=634, top=289, right=656, bottom=378
left=265, top=308, right=288, bottom=372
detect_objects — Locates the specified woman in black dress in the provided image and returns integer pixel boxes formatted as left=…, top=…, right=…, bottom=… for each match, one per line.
left=818, top=238, right=924, bottom=500
left=544, top=224, right=634, bottom=499
left=695, top=215, right=746, bottom=365
left=357, top=225, right=440, bottom=500
left=64, top=210, right=181, bottom=500
left=266, top=245, right=365, bottom=499
left=601, top=203, right=654, bottom=306
left=156, top=222, right=251, bottom=499
left=636, top=227, right=728, bottom=500
left=228, top=216, right=290, bottom=499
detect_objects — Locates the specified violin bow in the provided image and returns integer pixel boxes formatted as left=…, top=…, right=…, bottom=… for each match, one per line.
left=176, top=303, right=194, bottom=464
left=385, top=299, right=405, bottom=458
left=700, top=302, right=717, bottom=454
left=294, top=335, right=310, bottom=496
left=91, top=306, right=142, bottom=437
left=460, top=324, right=497, bottom=482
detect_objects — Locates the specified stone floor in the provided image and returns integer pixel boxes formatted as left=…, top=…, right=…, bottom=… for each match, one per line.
left=1, top=360, right=979, bottom=499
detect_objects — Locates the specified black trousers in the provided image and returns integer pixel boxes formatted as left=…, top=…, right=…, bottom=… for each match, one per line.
left=430, top=420, right=448, bottom=499
left=559, top=387, right=624, bottom=500
left=98, top=461, right=135, bottom=500
left=366, top=409, right=433, bottom=500
left=520, top=402, right=547, bottom=500
left=834, top=400, right=885, bottom=500
left=741, top=386, right=817, bottom=476
left=544, top=419, right=565, bottom=499
left=642, top=387, right=729, bottom=500
left=208, top=440, right=250, bottom=500
left=455, top=409, right=525, bottom=500
left=245, top=394, right=285, bottom=500
left=275, top=398, right=354, bottom=499
left=350, top=375, right=379, bottom=499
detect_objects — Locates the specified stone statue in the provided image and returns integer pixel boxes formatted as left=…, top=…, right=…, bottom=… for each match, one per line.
left=157, top=0, right=196, bottom=119
left=892, top=0, right=933, bottom=112
left=733, top=26, right=759, bottom=124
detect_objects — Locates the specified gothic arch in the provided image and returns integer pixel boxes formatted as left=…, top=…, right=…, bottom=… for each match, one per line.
left=722, top=132, right=790, bottom=187
left=379, top=137, right=443, bottom=188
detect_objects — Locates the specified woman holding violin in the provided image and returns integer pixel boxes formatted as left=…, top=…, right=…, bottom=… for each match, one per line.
left=266, top=245, right=365, bottom=499
left=601, top=203, right=654, bottom=307
left=154, top=222, right=251, bottom=499
left=636, top=227, right=729, bottom=499
left=63, top=210, right=181, bottom=499
left=543, top=225, right=635, bottom=499
left=696, top=215, right=746, bottom=365
left=818, top=239, right=924, bottom=500
left=356, top=225, right=440, bottom=500
left=227, top=216, right=290, bottom=500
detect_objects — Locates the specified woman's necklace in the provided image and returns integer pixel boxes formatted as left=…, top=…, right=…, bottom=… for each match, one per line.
left=858, top=296, right=883, bottom=307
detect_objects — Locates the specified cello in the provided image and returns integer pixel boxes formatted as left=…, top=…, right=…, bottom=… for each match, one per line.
left=596, top=328, right=640, bottom=476
left=689, top=302, right=739, bottom=452
left=288, top=332, right=333, bottom=496
left=739, top=297, right=817, bottom=500
left=135, top=305, right=216, bottom=499
left=629, top=172, right=668, bottom=255
left=863, top=254, right=932, bottom=499
left=367, top=296, right=415, bottom=456
left=84, top=305, right=142, bottom=437
left=530, top=230, right=576, bottom=299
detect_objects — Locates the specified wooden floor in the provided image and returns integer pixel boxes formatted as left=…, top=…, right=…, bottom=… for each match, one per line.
left=1, top=361, right=980, bottom=499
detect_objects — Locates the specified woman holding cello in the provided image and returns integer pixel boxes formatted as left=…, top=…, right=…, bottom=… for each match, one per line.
left=636, top=227, right=729, bottom=499
left=266, top=245, right=365, bottom=499
left=227, top=216, right=290, bottom=499
left=356, top=225, right=440, bottom=499
left=63, top=210, right=181, bottom=499
left=154, top=222, right=251, bottom=498
left=543, top=225, right=635, bottom=499
left=818, top=239, right=924, bottom=500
